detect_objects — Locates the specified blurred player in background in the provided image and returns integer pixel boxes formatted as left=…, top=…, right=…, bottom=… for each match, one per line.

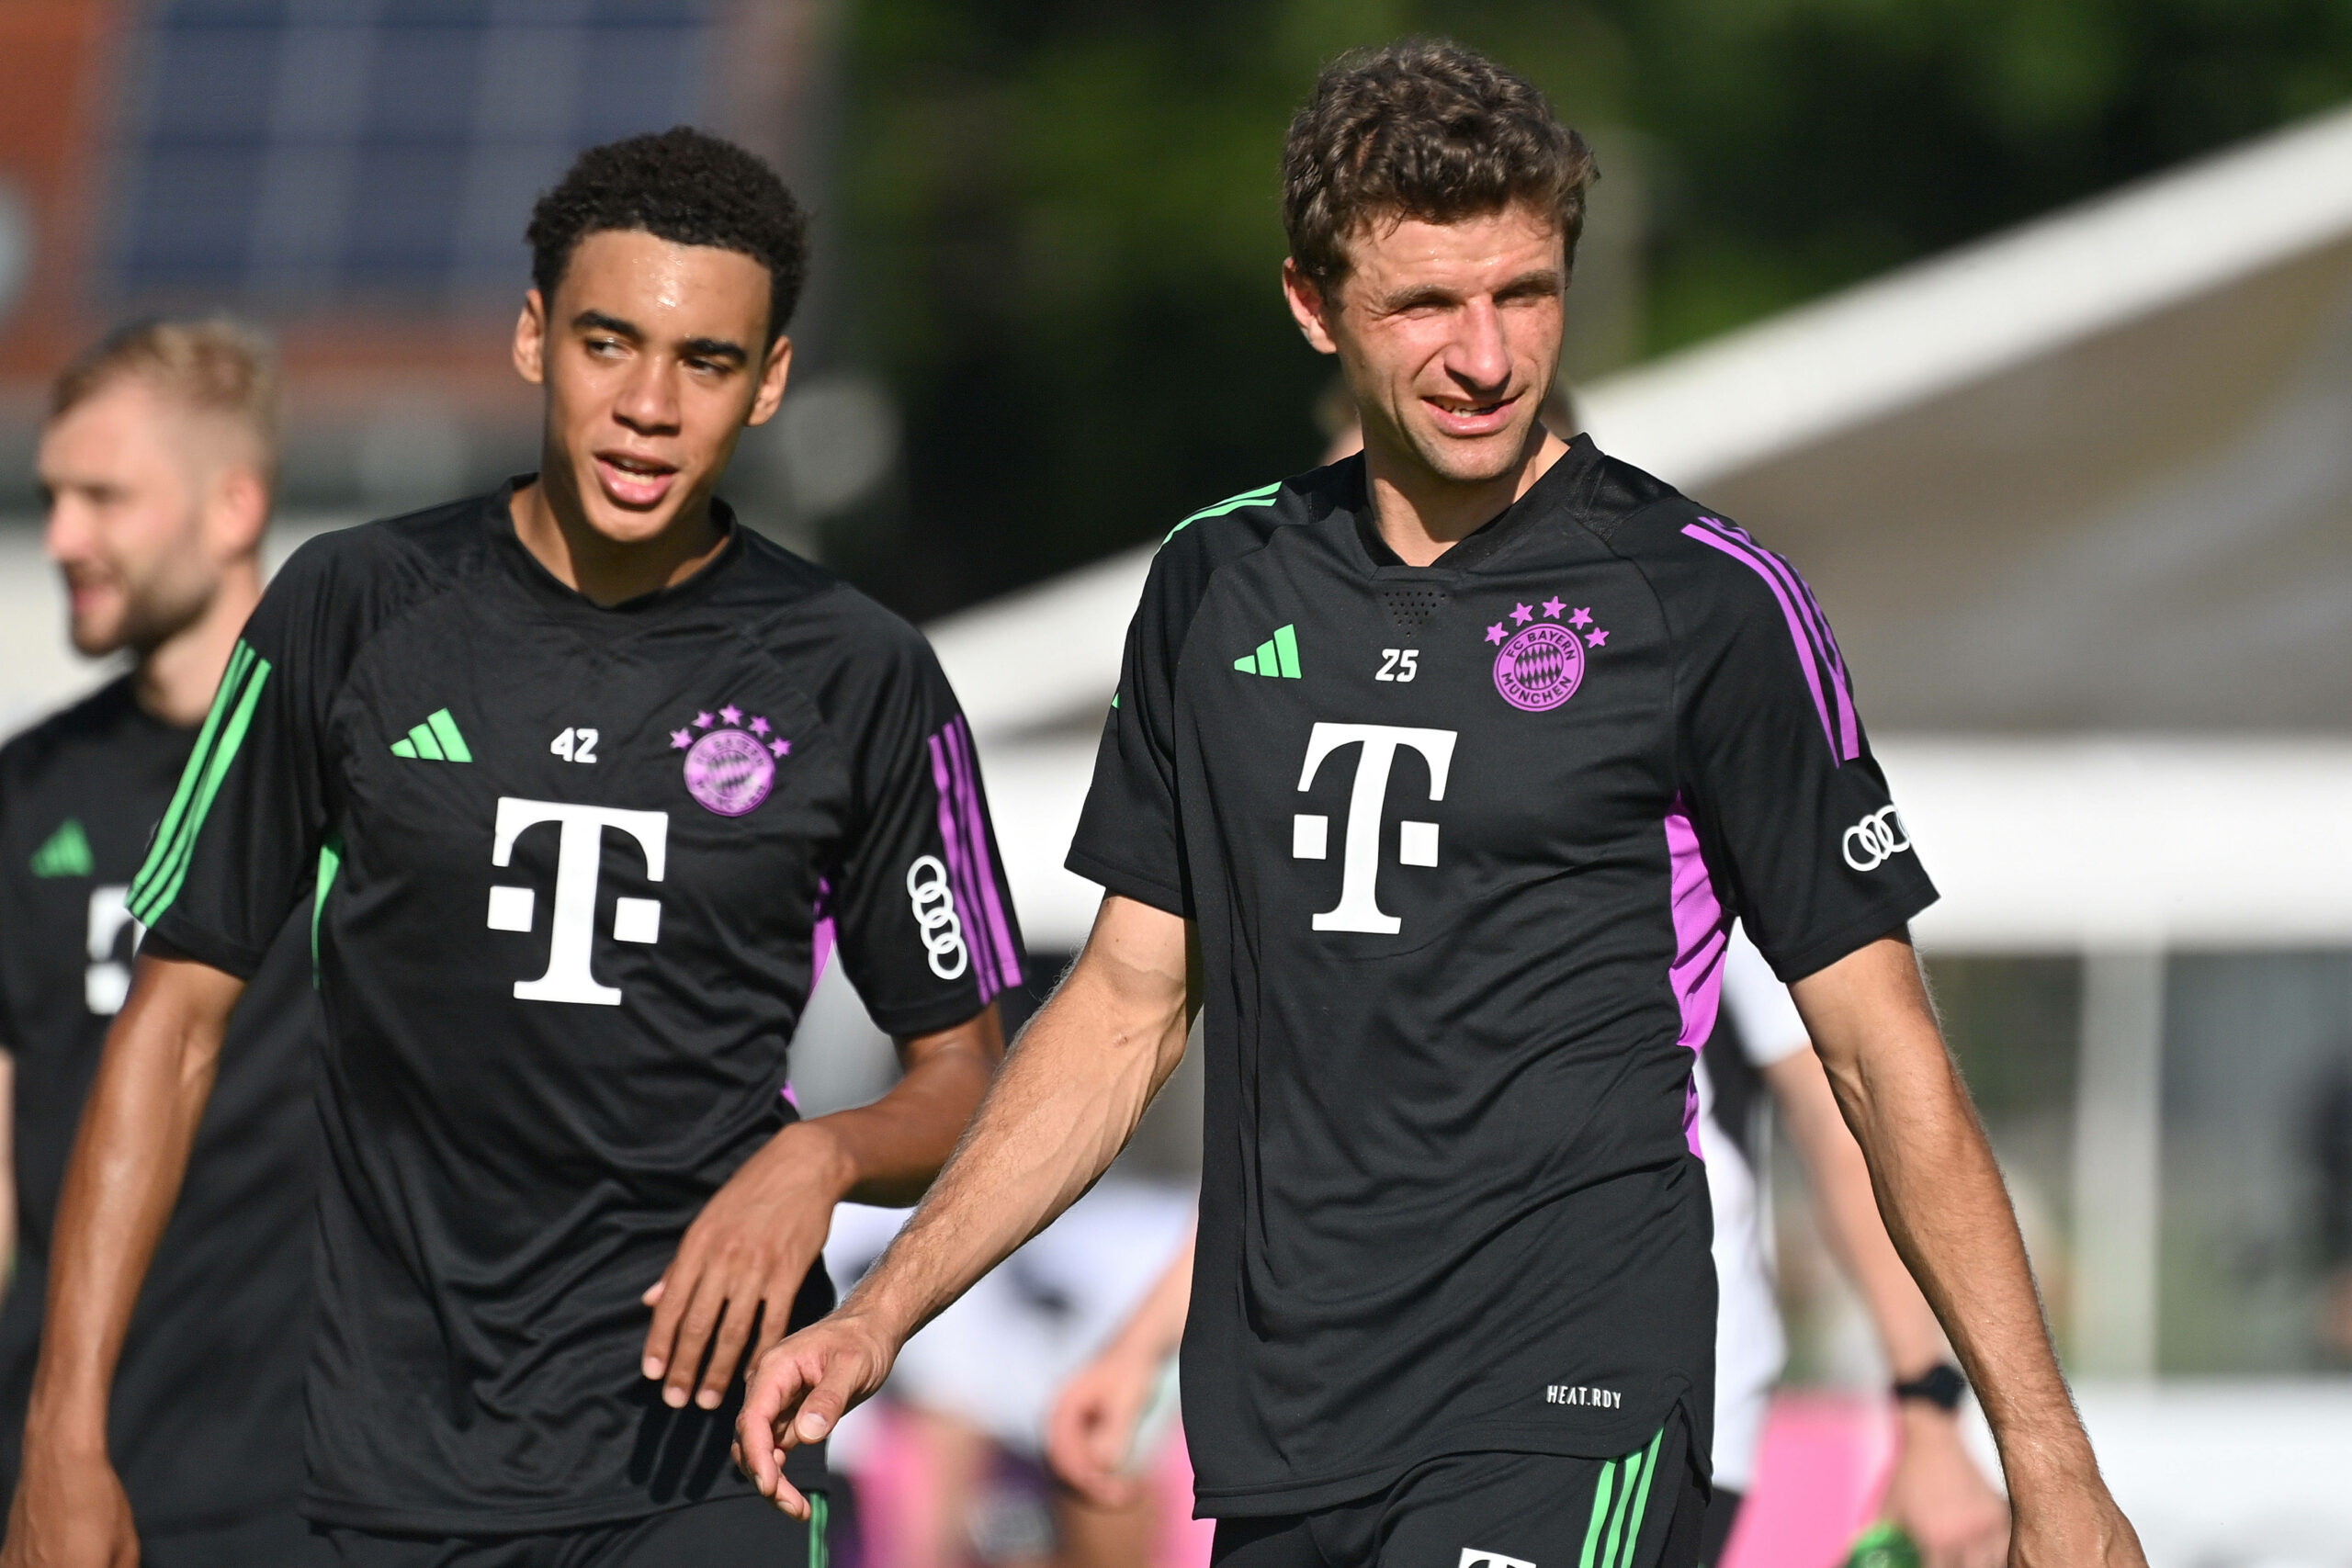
left=1046, top=931, right=2011, bottom=1568
left=743, top=37, right=2142, bottom=1568
left=6, top=130, right=1016, bottom=1568
left=824, top=1179, right=1192, bottom=1568
left=0, top=318, right=322, bottom=1568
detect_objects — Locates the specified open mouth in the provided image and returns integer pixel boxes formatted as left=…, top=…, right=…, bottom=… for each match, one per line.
left=593, top=451, right=681, bottom=509
left=1422, top=392, right=1519, bottom=435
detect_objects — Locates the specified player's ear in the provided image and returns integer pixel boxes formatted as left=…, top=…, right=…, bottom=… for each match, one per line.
left=514, top=288, right=548, bottom=386
left=1283, top=259, right=1340, bottom=355
left=745, top=333, right=793, bottom=429
left=212, top=464, right=270, bottom=557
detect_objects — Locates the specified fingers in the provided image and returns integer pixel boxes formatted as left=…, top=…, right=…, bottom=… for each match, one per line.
left=660, top=1269, right=731, bottom=1409
left=735, top=1346, right=812, bottom=1498
left=640, top=1254, right=697, bottom=1384
left=694, top=1292, right=760, bottom=1411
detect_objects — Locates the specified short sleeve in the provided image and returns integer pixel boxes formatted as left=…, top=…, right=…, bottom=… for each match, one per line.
left=827, top=633, right=1026, bottom=1038
left=1721, top=929, right=1808, bottom=1066
left=1672, top=516, right=1936, bottom=983
left=129, top=544, right=345, bottom=978
left=1065, top=551, right=1192, bottom=918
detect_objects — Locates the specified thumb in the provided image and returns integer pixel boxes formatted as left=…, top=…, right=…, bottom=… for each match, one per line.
left=642, top=1276, right=667, bottom=1307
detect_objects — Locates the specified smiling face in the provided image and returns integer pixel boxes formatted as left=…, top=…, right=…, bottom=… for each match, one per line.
left=40, top=378, right=266, bottom=657
left=1285, top=202, right=1567, bottom=491
left=514, top=228, right=791, bottom=547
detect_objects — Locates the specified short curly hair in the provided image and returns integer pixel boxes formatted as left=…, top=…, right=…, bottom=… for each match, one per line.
left=1283, top=39, right=1597, bottom=295
left=526, top=127, right=809, bottom=344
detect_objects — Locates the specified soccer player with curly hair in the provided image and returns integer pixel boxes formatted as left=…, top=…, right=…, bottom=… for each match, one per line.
left=5, top=128, right=1021, bottom=1567
left=740, top=41, right=2143, bottom=1568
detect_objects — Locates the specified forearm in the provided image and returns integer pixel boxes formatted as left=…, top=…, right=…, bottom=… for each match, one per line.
left=1795, top=941, right=2087, bottom=1481
left=24, top=955, right=233, bottom=1453
left=801, top=1004, right=1006, bottom=1208
left=1104, top=1234, right=1194, bottom=1365
left=847, top=904, right=1190, bottom=1345
left=1767, top=1049, right=1949, bottom=1379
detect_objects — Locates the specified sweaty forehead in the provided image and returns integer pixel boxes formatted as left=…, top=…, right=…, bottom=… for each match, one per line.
left=557, top=229, right=772, bottom=340
left=1339, top=205, right=1566, bottom=293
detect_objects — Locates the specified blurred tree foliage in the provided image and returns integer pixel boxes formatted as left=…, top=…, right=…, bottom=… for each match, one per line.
left=825, top=0, right=2352, bottom=618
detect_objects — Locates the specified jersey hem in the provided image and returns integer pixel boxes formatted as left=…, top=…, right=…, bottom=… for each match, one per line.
left=1762, top=882, right=1938, bottom=985
left=1190, top=1400, right=1695, bottom=1517
left=299, top=1479, right=769, bottom=1535
left=1063, top=848, right=1186, bottom=919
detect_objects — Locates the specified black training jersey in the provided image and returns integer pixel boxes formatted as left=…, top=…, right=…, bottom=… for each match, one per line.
left=130, top=481, right=1024, bottom=1532
left=1069, top=438, right=1935, bottom=1516
left=0, top=676, right=317, bottom=1535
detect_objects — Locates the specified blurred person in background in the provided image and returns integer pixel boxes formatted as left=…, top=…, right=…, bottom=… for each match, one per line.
left=741, top=36, right=2141, bottom=1568
left=2306, top=1048, right=2352, bottom=1362
left=6, top=130, right=1015, bottom=1567
left=824, top=1179, right=1192, bottom=1568
left=0, top=317, right=322, bottom=1566
left=1046, top=931, right=2011, bottom=1568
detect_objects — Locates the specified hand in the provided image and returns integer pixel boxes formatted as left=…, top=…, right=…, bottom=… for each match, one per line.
left=1880, top=1405, right=2007, bottom=1568
left=733, top=1310, right=899, bottom=1517
left=1, top=1446, right=139, bottom=1568
left=1046, top=1344, right=1164, bottom=1506
left=641, top=1122, right=848, bottom=1413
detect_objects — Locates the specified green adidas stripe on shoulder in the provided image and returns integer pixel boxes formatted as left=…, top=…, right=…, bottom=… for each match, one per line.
left=128, top=641, right=273, bottom=926
left=1164, top=480, right=1283, bottom=544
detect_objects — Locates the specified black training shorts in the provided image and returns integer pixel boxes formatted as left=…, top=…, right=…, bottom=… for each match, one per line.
left=1210, top=1422, right=1703, bottom=1568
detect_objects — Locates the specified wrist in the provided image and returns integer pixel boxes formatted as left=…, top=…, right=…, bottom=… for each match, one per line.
left=776, top=1116, right=859, bottom=1202
left=21, top=1392, right=110, bottom=1463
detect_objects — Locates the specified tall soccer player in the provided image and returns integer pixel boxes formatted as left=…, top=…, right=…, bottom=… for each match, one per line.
left=741, top=41, right=2144, bottom=1568
left=0, top=320, right=320, bottom=1566
left=6, top=129, right=1021, bottom=1567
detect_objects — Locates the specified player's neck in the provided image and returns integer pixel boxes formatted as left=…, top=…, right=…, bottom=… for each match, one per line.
left=1363, top=425, right=1570, bottom=568
left=509, top=470, right=729, bottom=608
left=135, top=559, right=264, bottom=728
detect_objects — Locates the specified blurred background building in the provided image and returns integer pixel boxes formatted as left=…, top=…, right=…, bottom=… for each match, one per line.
left=6, top=3, right=2352, bottom=1565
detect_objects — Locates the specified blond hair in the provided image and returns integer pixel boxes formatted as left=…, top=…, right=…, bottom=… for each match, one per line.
left=51, top=315, right=280, bottom=477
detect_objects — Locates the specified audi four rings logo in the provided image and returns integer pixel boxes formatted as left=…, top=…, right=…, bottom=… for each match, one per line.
left=905, top=856, right=969, bottom=979
left=1842, top=806, right=1912, bottom=872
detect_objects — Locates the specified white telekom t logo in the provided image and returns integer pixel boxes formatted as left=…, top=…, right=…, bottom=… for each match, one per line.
left=485, top=796, right=667, bottom=1005
left=1293, top=723, right=1456, bottom=934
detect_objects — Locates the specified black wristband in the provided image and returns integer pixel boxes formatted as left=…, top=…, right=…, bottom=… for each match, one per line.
left=1892, top=1362, right=1967, bottom=1412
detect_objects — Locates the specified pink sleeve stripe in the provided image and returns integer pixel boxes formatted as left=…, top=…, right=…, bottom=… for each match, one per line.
left=1679, top=521, right=1859, bottom=763
left=929, top=729, right=1006, bottom=1001
left=943, top=716, right=1023, bottom=993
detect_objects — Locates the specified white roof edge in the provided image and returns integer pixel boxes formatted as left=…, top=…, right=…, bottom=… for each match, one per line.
left=1581, top=99, right=2352, bottom=487
left=929, top=100, right=2352, bottom=735
left=927, top=545, right=1153, bottom=739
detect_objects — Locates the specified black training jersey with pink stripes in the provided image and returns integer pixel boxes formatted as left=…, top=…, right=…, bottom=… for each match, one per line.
left=1069, top=436, right=1935, bottom=1516
left=130, top=480, right=1023, bottom=1533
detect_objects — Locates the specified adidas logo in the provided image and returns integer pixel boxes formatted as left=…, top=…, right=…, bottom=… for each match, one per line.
left=390, top=708, right=473, bottom=761
left=31, top=818, right=94, bottom=878
left=1233, top=624, right=1303, bottom=679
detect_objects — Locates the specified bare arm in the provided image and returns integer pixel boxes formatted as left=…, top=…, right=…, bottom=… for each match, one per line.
left=1792, top=935, right=2142, bottom=1568
left=1046, top=1230, right=1193, bottom=1505
left=3, top=950, right=244, bottom=1568
left=734, top=894, right=1193, bottom=1512
left=1765, top=1046, right=2008, bottom=1567
left=640, top=1002, right=1006, bottom=1413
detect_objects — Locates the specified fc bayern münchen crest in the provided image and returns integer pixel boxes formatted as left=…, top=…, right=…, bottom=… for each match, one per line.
left=671, top=705, right=788, bottom=816
left=1493, top=623, right=1585, bottom=712
left=1484, top=596, right=1608, bottom=712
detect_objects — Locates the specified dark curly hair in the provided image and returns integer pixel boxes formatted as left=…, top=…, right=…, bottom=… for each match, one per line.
left=526, top=127, right=809, bottom=344
left=1283, top=39, right=1596, bottom=294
